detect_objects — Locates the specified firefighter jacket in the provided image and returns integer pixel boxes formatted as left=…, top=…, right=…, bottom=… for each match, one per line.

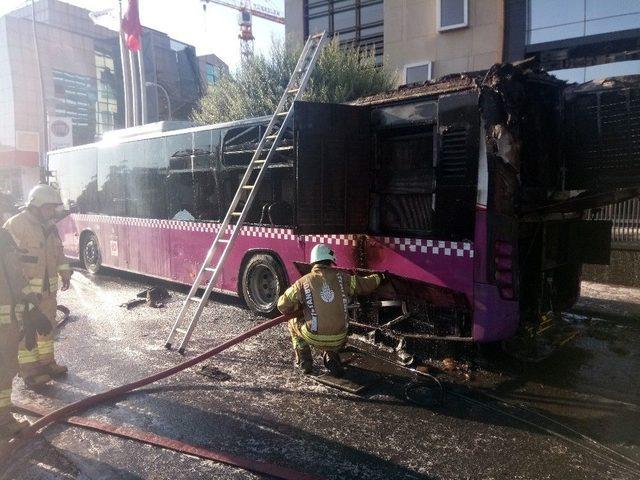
left=3, top=209, right=70, bottom=295
left=0, top=228, right=27, bottom=327
left=278, top=264, right=381, bottom=348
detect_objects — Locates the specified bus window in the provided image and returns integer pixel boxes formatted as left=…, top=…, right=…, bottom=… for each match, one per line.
left=122, top=139, right=168, bottom=219
left=193, top=128, right=220, bottom=170
left=371, top=127, right=435, bottom=237
left=166, top=172, right=220, bottom=221
left=97, top=144, right=127, bottom=216
left=218, top=167, right=294, bottom=226
left=222, top=125, right=261, bottom=167
left=50, top=148, right=98, bottom=213
left=166, top=133, right=192, bottom=171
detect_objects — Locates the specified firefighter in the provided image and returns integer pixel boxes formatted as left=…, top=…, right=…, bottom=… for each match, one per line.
left=3, top=184, right=71, bottom=385
left=0, top=198, right=43, bottom=440
left=277, top=244, right=383, bottom=377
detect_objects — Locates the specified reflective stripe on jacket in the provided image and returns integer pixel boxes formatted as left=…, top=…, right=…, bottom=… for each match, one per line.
left=278, top=264, right=381, bottom=337
left=3, top=209, right=69, bottom=294
left=0, top=228, right=28, bottom=325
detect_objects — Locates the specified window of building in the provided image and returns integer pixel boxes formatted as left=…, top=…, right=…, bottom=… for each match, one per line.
left=304, top=0, right=384, bottom=65
left=438, top=0, right=468, bottom=32
left=405, top=62, right=432, bottom=85
left=53, top=69, right=97, bottom=146
left=206, top=63, right=218, bottom=86
left=527, top=0, right=640, bottom=45
left=95, top=48, right=119, bottom=137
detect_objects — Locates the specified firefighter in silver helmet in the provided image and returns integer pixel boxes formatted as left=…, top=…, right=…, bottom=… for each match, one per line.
left=3, top=184, right=71, bottom=386
left=277, top=244, right=383, bottom=376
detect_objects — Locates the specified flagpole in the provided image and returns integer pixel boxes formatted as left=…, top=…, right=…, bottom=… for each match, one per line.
left=118, top=0, right=132, bottom=128
left=129, top=49, right=139, bottom=126
left=138, top=48, right=147, bottom=124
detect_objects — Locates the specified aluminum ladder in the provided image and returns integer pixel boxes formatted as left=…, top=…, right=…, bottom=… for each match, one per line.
left=165, top=31, right=327, bottom=354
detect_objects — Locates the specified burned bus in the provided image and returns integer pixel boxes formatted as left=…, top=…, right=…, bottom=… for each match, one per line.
left=49, top=61, right=640, bottom=353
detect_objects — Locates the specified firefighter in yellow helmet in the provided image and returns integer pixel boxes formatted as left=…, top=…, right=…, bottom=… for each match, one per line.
left=277, top=244, right=383, bottom=376
left=3, top=184, right=71, bottom=386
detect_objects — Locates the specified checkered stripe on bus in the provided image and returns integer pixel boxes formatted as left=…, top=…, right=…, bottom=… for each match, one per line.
left=73, top=216, right=473, bottom=257
left=377, top=237, right=474, bottom=258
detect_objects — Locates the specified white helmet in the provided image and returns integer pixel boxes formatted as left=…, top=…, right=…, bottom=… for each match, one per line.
left=310, top=244, right=336, bottom=264
left=27, top=184, right=63, bottom=208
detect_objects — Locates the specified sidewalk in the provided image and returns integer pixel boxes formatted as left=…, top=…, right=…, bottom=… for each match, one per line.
left=574, top=281, right=640, bottom=321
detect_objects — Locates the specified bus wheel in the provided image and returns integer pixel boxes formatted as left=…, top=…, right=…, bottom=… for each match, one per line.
left=241, top=254, right=286, bottom=316
left=81, top=233, right=102, bottom=274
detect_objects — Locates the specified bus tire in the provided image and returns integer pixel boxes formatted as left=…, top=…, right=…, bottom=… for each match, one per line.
left=241, top=253, right=286, bottom=317
left=81, top=232, right=102, bottom=274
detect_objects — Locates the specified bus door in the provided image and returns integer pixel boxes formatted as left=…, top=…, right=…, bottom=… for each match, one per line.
left=293, top=101, right=371, bottom=246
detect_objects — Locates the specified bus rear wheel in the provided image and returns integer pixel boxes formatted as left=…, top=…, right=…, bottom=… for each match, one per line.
left=81, top=233, right=102, bottom=274
left=241, top=254, right=286, bottom=316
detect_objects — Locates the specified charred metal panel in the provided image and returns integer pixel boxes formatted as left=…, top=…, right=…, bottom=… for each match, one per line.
left=435, top=92, right=480, bottom=240
left=566, top=220, right=612, bottom=265
left=371, top=127, right=436, bottom=236
left=564, top=76, right=640, bottom=190
left=294, top=101, right=371, bottom=234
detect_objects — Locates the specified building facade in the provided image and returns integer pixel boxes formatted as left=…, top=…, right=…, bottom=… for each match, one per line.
left=0, top=0, right=227, bottom=202
left=285, top=0, right=504, bottom=84
left=287, top=1, right=639, bottom=86
left=504, top=0, right=640, bottom=83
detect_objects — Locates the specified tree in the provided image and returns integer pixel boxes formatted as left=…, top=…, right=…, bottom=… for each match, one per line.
left=192, top=38, right=396, bottom=125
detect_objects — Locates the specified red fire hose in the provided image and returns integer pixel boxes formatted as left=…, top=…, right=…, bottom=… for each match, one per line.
left=2, top=313, right=319, bottom=480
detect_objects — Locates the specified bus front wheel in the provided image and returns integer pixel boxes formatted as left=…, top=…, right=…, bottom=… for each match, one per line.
left=81, top=232, right=102, bottom=274
left=241, top=254, right=286, bottom=317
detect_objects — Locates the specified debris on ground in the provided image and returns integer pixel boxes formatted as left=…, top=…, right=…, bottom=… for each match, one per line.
left=120, top=286, right=171, bottom=309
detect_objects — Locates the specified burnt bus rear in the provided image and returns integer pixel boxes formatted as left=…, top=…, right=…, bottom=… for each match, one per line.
left=311, top=63, right=640, bottom=343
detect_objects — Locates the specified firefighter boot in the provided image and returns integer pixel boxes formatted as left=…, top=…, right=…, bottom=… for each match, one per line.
left=295, top=346, right=313, bottom=375
left=0, top=413, right=30, bottom=441
left=323, top=351, right=345, bottom=378
left=46, top=362, right=68, bottom=378
left=22, top=372, right=52, bottom=389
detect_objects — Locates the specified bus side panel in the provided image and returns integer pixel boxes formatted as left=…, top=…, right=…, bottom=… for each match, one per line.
left=127, top=222, right=172, bottom=280
left=364, top=236, right=474, bottom=299
left=57, top=215, right=81, bottom=260
left=472, top=208, right=518, bottom=341
left=168, top=224, right=223, bottom=289
left=223, top=231, right=307, bottom=292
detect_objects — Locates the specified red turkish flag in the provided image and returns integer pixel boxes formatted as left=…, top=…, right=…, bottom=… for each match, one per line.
left=121, top=0, right=142, bottom=51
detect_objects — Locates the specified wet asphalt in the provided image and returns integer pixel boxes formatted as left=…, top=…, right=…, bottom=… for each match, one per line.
left=1, top=268, right=639, bottom=480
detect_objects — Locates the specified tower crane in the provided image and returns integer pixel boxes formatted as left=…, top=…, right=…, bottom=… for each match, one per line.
left=201, top=0, right=285, bottom=63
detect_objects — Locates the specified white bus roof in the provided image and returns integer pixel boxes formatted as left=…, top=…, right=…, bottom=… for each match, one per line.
left=48, top=115, right=272, bottom=156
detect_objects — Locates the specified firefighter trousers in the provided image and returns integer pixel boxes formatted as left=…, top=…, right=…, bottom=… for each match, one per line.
left=287, top=318, right=347, bottom=354
left=17, top=292, right=57, bottom=377
left=0, top=322, right=19, bottom=425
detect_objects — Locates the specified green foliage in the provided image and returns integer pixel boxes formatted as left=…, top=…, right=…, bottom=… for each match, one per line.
left=191, top=38, right=396, bottom=125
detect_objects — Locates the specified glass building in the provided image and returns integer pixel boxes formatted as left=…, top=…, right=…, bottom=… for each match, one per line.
left=505, top=0, right=640, bottom=83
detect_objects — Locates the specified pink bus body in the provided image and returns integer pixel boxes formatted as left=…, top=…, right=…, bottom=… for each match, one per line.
left=56, top=206, right=515, bottom=342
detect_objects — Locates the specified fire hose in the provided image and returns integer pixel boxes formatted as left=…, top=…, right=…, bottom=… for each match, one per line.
left=1, top=313, right=325, bottom=480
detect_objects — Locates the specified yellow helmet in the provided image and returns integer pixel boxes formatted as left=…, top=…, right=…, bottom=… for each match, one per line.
left=27, top=184, right=63, bottom=208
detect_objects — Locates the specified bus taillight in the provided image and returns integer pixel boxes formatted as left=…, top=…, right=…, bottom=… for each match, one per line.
left=494, top=241, right=515, bottom=300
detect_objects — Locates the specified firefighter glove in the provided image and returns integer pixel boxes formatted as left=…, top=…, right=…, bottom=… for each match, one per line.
left=23, top=306, right=52, bottom=351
